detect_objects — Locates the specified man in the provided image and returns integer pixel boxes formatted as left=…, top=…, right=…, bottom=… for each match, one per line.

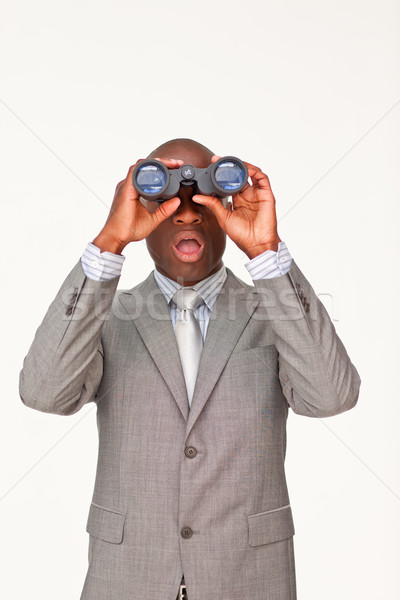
left=19, top=138, right=361, bottom=600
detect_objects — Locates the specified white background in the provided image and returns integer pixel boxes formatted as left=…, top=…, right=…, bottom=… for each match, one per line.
left=1, top=0, right=399, bottom=598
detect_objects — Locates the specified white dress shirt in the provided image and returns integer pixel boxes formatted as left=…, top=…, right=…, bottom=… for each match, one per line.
left=80, top=241, right=292, bottom=340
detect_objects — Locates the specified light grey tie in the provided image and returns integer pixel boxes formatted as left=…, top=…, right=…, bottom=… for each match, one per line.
left=172, top=288, right=204, bottom=407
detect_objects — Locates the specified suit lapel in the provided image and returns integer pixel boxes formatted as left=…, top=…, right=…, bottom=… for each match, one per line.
left=118, top=269, right=259, bottom=433
left=186, top=269, right=259, bottom=438
left=118, top=272, right=189, bottom=422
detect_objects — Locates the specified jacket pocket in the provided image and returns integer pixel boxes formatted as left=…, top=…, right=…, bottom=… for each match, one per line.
left=86, top=502, right=126, bottom=544
left=247, top=504, right=295, bottom=546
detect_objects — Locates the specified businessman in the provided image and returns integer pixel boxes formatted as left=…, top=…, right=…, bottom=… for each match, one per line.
left=19, top=138, right=361, bottom=600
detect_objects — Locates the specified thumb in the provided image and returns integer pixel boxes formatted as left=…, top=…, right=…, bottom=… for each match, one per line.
left=151, top=197, right=181, bottom=227
left=192, top=194, right=230, bottom=232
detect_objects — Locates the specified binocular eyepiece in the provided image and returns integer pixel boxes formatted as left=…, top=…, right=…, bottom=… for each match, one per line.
left=132, top=156, right=248, bottom=202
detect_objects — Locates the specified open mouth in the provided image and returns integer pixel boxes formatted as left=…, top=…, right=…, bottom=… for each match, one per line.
left=175, top=239, right=201, bottom=254
left=173, top=233, right=205, bottom=262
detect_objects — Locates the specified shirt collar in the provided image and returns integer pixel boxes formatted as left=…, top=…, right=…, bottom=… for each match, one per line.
left=153, top=264, right=227, bottom=311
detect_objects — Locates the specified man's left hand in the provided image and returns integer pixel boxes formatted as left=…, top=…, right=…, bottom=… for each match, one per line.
left=192, top=156, right=281, bottom=259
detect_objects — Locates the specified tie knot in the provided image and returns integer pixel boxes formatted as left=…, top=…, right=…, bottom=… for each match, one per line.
left=172, top=288, right=203, bottom=312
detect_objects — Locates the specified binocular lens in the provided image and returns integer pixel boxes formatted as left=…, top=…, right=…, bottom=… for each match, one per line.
left=132, top=155, right=247, bottom=201
left=214, top=161, right=247, bottom=192
left=136, top=164, right=167, bottom=195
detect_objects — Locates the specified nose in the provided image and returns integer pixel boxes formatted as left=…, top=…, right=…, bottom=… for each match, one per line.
left=172, top=192, right=202, bottom=225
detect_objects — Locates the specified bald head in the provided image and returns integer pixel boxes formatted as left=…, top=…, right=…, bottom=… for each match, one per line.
left=147, top=138, right=214, bottom=168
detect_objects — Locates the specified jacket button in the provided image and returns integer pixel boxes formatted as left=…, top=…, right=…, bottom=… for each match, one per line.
left=181, top=526, right=193, bottom=539
left=184, top=446, right=197, bottom=458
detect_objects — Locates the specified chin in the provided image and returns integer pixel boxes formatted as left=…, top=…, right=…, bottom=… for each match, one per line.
left=166, top=261, right=212, bottom=285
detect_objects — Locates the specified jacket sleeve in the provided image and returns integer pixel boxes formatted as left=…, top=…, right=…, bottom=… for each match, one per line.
left=19, top=260, right=120, bottom=416
left=253, top=259, right=361, bottom=417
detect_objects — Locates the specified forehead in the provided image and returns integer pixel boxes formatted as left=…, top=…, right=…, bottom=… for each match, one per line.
left=148, top=143, right=212, bottom=168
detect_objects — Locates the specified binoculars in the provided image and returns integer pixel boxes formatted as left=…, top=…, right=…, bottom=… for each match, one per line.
left=132, top=156, right=248, bottom=202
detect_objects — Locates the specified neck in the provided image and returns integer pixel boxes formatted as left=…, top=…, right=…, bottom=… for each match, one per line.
left=155, top=263, right=224, bottom=287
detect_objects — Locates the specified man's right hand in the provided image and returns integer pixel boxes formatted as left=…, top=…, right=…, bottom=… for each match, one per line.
left=92, top=158, right=183, bottom=254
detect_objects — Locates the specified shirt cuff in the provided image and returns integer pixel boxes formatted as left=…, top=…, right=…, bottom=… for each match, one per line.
left=80, top=242, right=125, bottom=281
left=245, top=241, right=292, bottom=280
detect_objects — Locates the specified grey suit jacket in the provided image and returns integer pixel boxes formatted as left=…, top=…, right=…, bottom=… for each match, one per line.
left=19, top=259, right=360, bottom=600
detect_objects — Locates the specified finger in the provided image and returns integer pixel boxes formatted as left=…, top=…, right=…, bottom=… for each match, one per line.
left=126, top=159, right=146, bottom=178
left=192, top=194, right=230, bottom=231
left=247, top=168, right=273, bottom=191
left=127, top=158, right=184, bottom=181
left=211, top=155, right=221, bottom=163
left=235, top=161, right=272, bottom=193
left=153, top=157, right=184, bottom=169
left=151, top=197, right=181, bottom=228
left=234, top=182, right=252, bottom=197
left=121, top=162, right=145, bottom=199
left=241, top=159, right=263, bottom=172
left=123, top=160, right=147, bottom=193
left=239, top=160, right=273, bottom=190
